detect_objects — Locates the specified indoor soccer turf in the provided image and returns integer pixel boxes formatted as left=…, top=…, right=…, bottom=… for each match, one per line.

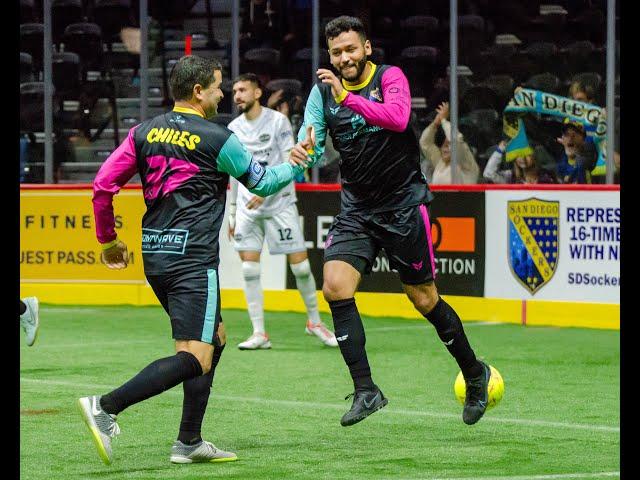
left=20, top=305, right=619, bottom=479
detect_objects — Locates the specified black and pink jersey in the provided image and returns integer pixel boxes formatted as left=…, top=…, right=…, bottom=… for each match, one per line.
left=298, top=62, right=433, bottom=213
left=93, top=106, right=299, bottom=275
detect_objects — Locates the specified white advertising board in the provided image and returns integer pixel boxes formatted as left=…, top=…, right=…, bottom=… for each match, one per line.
left=484, top=190, right=620, bottom=303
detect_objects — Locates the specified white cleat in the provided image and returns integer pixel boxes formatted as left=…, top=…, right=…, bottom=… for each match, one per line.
left=170, top=440, right=238, bottom=463
left=305, top=320, right=338, bottom=347
left=237, top=332, right=272, bottom=350
left=77, top=395, right=121, bottom=465
left=20, top=297, right=40, bottom=347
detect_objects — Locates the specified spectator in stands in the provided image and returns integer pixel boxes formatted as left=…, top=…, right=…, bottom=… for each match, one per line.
left=267, top=88, right=304, bottom=134
left=419, top=102, right=479, bottom=184
left=483, top=140, right=558, bottom=184
left=556, top=119, right=598, bottom=184
left=568, top=79, right=597, bottom=104
left=267, top=88, right=308, bottom=181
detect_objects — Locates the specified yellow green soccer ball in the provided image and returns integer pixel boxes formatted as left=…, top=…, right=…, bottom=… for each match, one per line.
left=454, top=365, right=504, bottom=409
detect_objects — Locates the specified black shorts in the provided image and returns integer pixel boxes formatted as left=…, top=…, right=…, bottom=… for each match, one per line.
left=146, top=268, right=223, bottom=346
left=324, top=203, right=437, bottom=285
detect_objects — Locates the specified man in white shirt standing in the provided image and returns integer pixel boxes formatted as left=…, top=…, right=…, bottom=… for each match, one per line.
left=227, top=73, right=337, bottom=350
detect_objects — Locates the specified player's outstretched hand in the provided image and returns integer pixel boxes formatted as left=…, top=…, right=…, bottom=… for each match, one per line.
left=289, top=125, right=315, bottom=168
left=317, top=68, right=344, bottom=99
left=101, top=240, right=129, bottom=269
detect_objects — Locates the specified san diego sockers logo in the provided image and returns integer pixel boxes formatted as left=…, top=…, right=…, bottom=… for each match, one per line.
left=507, top=198, right=560, bottom=294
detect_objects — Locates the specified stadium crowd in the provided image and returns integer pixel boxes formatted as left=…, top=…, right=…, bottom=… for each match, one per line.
left=20, top=0, right=619, bottom=184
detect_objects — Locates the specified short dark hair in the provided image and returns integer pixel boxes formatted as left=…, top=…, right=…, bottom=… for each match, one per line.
left=233, top=73, right=262, bottom=90
left=169, top=55, right=222, bottom=101
left=325, top=16, right=367, bottom=43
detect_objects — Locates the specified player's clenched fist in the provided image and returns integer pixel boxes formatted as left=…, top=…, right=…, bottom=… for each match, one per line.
left=289, top=125, right=315, bottom=168
left=101, top=239, right=129, bottom=269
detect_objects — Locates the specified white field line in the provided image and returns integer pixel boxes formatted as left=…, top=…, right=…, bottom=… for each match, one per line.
left=23, top=339, right=162, bottom=349
left=405, top=472, right=620, bottom=480
left=19, top=378, right=619, bottom=434
left=368, top=321, right=502, bottom=332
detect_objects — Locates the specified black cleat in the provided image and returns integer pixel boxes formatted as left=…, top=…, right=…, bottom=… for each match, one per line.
left=463, top=361, right=491, bottom=425
left=340, top=386, right=388, bottom=427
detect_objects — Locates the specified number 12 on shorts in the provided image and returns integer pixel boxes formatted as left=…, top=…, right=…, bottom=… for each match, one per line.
left=278, top=228, right=293, bottom=241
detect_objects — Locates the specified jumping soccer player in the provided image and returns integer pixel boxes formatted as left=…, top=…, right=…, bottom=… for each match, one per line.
left=290, top=16, right=491, bottom=427
left=78, top=55, right=306, bottom=465
left=228, top=73, right=337, bottom=350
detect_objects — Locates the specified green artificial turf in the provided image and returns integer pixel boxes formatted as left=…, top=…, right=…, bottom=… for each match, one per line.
left=20, top=305, right=619, bottom=479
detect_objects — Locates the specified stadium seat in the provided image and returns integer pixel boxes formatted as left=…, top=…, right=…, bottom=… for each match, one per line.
left=568, top=7, right=606, bottom=45
left=524, top=13, right=569, bottom=45
left=20, top=82, right=57, bottom=133
left=399, top=16, right=439, bottom=50
left=475, top=44, right=516, bottom=80
left=20, top=23, right=44, bottom=74
left=20, top=0, right=36, bottom=23
left=460, top=86, right=501, bottom=115
left=92, top=0, right=132, bottom=45
left=525, top=72, right=562, bottom=95
left=522, top=41, right=559, bottom=76
left=560, top=40, right=595, bottom=79
left=458, top=15, right=487, bottom=64
left=244, top=48, right=280, bottom=68
left=479, top=75, right=515, bottom=109
left=292, top=47, right=331, bottom=90
left=52, top=0, right=84, bottom=45
left=370, top=47, right=386, bottom=65
left=52, top=52, right=82, bottom=97
left=265, top=79, right=303, bottom=97
left=21, top=52, right=34, bottom=83
left=62, top=23, right=104, bottom=77
left=398, top=46, right=440, bottom=98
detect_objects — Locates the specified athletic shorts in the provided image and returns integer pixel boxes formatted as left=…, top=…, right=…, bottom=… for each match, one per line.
left=324, top=203, right=436, bottom=285
left=146, top=268, right=223, bottom=346
left=233, top=203, right=307, bottom=255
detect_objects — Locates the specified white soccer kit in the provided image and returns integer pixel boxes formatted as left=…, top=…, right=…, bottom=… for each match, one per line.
left=228, top=108, right=306, bottom=254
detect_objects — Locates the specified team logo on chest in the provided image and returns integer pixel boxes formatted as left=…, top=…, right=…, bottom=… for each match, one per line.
left=351, top=114, right=366, bottom=131
left=507, top=198, right=560, bottom=294
left=329, top=105, right=340, bottom=116
left=259, top=133, right=271, bottom=143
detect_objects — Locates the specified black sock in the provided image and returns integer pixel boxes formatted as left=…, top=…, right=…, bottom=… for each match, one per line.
left=424, top=297, right=482, bottom=379
left=100, top=351, right=203, bottom=415
left=329, top=298, right=375, bottom=391
left=19, top=300, right=27, bottom=315
left=178, top=344, right=226, bottom=445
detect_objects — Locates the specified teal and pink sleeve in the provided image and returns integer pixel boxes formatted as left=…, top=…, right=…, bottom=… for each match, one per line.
left=340, top=66, right=412, bottom=132
left=93, top=127, right=139, bottom=244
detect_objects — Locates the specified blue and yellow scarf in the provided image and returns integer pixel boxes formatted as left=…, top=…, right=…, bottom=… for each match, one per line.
left=503, top=89, right=607, bottom=175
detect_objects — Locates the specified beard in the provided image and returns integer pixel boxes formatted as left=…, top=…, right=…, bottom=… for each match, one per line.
left=236, top=99, right=255, bottom=113
left=340, top=55, right=368, bottom=82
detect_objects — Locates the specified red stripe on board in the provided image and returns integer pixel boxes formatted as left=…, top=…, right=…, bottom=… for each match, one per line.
left=185, top=35, right=192, bottom=56
left=20, top=183, right=620, bottom=192
left=521, top=299, right=527, bottom=326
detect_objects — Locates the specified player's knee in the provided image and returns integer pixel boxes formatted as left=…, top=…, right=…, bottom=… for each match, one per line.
left=242, top=261, right=261, bottom=281
left=408, top=288, right=439, bottom=314
left=322, top=279, right=350, bottom=302
left=290, top=259, right=311, bottom=278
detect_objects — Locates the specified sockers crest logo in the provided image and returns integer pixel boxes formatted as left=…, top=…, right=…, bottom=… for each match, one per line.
left=507, top=198, right=560, bottom=294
